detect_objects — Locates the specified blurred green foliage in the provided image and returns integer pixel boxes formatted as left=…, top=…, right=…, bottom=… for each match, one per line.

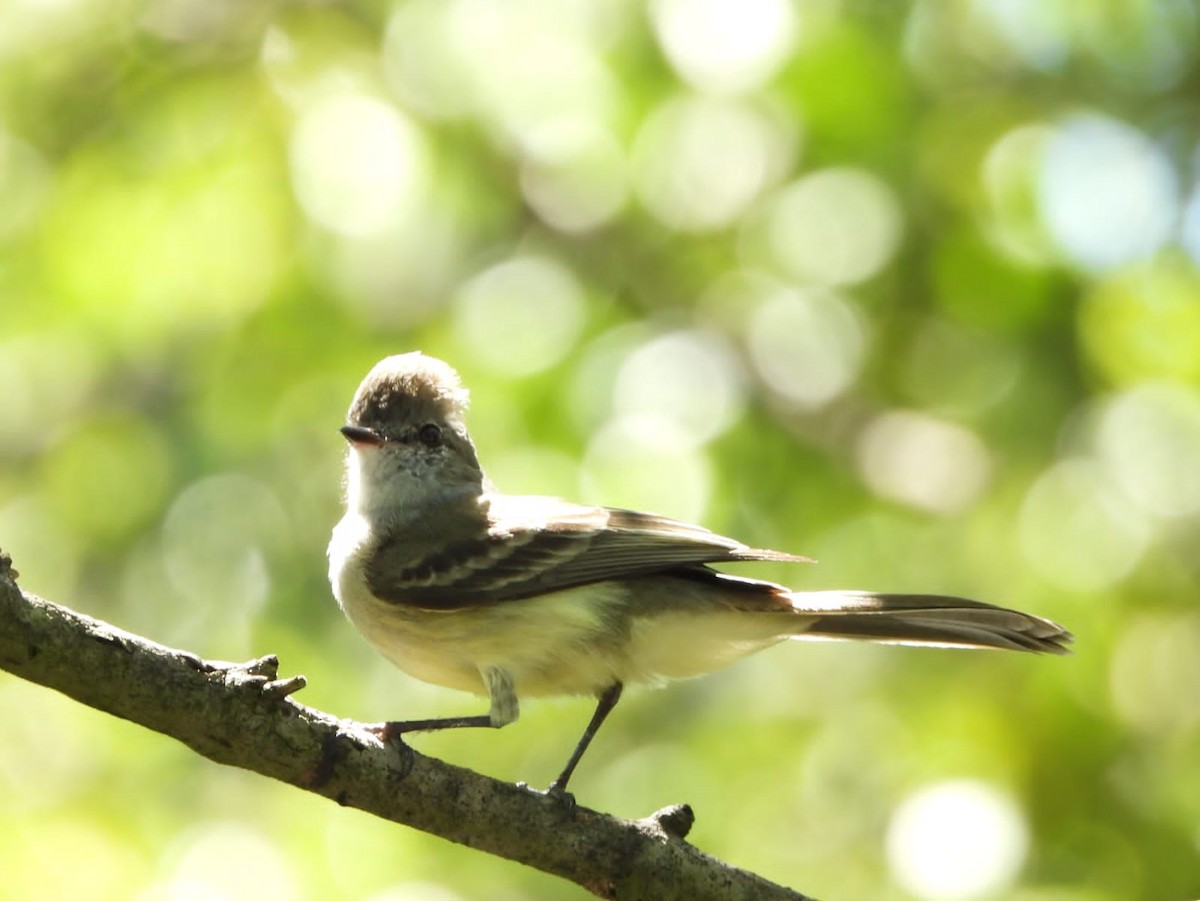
left=2, top=1, right=1200, bottom=899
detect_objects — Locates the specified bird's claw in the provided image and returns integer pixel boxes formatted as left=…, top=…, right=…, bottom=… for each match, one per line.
left=518, top=780, right=577, bottom=811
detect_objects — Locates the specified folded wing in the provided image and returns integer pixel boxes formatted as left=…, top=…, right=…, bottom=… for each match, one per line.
left=365, top=495, right=806, bottom=607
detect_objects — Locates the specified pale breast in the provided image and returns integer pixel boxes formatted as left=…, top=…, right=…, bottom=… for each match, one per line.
left=329, top=517, right=635, bottom=698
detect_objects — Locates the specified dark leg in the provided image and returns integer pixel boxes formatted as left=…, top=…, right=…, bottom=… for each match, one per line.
left=369, top=714, right=495, bottom=743
left=548, top=683, right=623, bottom=795
left=370, top=667, right=519, bottom=743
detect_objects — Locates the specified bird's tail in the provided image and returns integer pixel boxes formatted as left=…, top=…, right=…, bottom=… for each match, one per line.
left=787, top=591, right=1072, bottom=654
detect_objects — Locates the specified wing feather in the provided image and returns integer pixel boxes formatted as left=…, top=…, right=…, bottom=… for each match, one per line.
left=365, top=495, right=808, bottom=608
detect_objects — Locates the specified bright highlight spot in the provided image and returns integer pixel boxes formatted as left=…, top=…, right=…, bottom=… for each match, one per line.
left=761, top=167, right=904, bottom=285
left=652, top=0, right=798, bottom=95
left=452, top=256, right=586, bottom=376
left=382, top=0, right=475, bottom=119
left=981, top=124, right=1055, bottom=264
left=745, top=285, right=866, bottom=410
left=1018, top=458, right=1150, bottom=591
left=613, top=330, right=745, bottom=449
left=473, top=29, right=613, bottom=143
left=633, top=96, right=792, bottom=231
left=1109, top=612, right=1200, bottom=736
left=1038, top=114, right=1176, bottom=272
left=1095, top=382, right=1200, bottom=519
left=520, top=118, right=628, bottom=233
left=290, top=93, right=427, bottom=237
left=388, top=0, right=616, bottom=141
left=856, top=411, right=992, bottom=514
left=887, top=780, right=1029, bottom=900
left=970, top=0, right=1069, bottom=71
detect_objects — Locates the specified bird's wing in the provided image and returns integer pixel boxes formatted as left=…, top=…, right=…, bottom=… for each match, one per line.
left=364, top=495, right=807, bottom=608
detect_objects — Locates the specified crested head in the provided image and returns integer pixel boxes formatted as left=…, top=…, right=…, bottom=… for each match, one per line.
left=340, top=353, right=486, bottom=522
left=347, top=352, right=469, bottom=437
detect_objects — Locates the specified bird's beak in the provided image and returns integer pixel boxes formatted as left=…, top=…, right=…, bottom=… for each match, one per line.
left=340, top=425, right=385, bottom=446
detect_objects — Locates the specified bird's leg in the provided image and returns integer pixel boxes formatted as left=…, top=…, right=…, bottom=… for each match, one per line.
left=369, top=666, right=518, bottom=742
left=548, top=682, right=623, bottom=795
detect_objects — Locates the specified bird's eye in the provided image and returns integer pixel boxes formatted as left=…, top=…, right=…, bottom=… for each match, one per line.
left=418, top=423, right=443, bottom=447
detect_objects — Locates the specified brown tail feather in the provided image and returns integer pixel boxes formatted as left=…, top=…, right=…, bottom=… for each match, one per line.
left=788, top=591, right=1072, bottom=654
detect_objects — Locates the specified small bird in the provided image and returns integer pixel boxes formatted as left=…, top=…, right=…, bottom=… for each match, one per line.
left=328, top=352, right=1071, bottom=794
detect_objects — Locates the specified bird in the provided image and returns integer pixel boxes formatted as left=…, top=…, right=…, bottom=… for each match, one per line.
left=327, top=352, right=1071, bottom=794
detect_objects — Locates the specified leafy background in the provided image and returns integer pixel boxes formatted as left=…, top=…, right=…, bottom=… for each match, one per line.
left=2, top=1, right=1199, bottom=899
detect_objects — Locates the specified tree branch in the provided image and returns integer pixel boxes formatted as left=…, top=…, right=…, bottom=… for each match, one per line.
left=0, top=550, right=814, bottom=901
